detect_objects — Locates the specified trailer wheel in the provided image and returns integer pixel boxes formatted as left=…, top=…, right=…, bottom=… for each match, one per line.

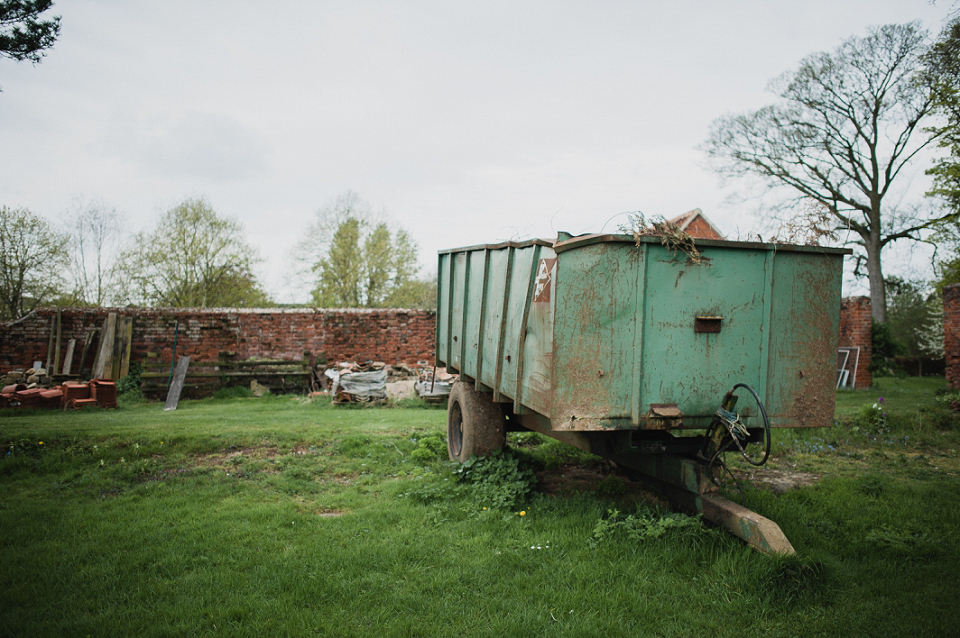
left=447, top=381, right=506, bottom=462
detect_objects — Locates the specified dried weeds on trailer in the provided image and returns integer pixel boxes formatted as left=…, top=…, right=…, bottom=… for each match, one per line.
left=619, top=212, right=702, bottom=263
left=765, top=201, right=840, bottom=246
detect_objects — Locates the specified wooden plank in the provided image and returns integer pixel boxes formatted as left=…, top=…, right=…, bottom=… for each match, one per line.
left=61, top=339, right=76, bottom=375
left=163, top=355, right=191, bottom=411
left=78, top=328, right=97, bottom=378
left=53, top=308, right=62, bottom=374
left=90, top=312, right=117, bottom=379
left=45, top=312, right=55, bottom=371
left=110, top=315, right=127, bottom=380
left=119, top=317, right=133, bottom=379
left=96, top=312, right=117, bottom=380
left=90, top=316, right=111, bottom=378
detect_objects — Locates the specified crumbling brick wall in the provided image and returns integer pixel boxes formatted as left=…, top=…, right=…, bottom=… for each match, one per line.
left=0, top=307, right=437, bottom=373
left=838, top=296, right=872, bottom=389
left=944, top=285, right=960, bottom=388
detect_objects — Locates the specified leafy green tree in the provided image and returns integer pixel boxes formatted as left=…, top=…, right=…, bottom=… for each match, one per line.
left=880, top=277, right=945, bottom=375
left=0, top=1, right=60, bottom=68
left=925, top=17, right=960, bottom=213
left=885, top=278, right=936, bottom=359
left=363, top=223, right=393, bottom=306
left=703, top=23, right=946, bottom=323
left=314, top=216, right=364, bottom=307
left=0, top=205, right=69, bottom=320
left=299, top=192, right=432, bottom=308
left=387, top=275, right=437, bottom=310
left=119, top=198, right=271, bottom=308
left=930, top=215, right=960, bottom=294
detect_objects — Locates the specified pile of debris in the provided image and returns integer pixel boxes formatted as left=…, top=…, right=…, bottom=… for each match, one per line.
left=1, top=379, right=118, bottom=410
left=316, top=361, right=456, bottom=404
left=0, top=367, right=53, bottom=388
left=414, top=367, right=457, bottom=402
left=307, top=361, right=460, bottom=404
left=324, top=361, right=391, bottom=404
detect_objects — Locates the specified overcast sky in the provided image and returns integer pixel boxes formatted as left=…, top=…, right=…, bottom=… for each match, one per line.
left=2, top=0, right=956, bottom=302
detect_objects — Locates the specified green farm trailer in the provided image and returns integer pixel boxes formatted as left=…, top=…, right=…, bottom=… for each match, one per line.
left=436, top=232, right=849, bottom=553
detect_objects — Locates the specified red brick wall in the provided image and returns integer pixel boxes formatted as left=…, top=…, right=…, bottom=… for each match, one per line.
left=838, top=296, right=872, bottom=388
left=0, top=307, right=436, bottom=373
left=944, top=285, right=960, bottom=388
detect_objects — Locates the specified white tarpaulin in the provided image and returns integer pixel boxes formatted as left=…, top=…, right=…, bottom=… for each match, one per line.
left=336, top=368, right=388, bottom=400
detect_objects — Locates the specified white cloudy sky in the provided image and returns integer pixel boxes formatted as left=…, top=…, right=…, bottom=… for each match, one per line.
left=1, top=0, right=956, bottom=302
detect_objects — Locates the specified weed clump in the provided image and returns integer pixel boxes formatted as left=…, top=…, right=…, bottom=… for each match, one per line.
left=595, top=475, right=626, bottom=497
left=213, top=386, right=254, bottom=400
left=849, top=398, right=889, bottom=434
left=452, top=448, right=537, bottom=510
left=931, top=390, right=960, bottom=430
left=589, top=507, right=707, bottom=546
left=116, top=363, right=144, bottom=404
left=402, top=448, right=537, bottom=511
left=409, top=434, right=446, bottom=464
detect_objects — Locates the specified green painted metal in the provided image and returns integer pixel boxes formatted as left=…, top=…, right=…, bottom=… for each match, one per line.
left=437, top=233, right=847, bottom=553
left=437, top=234, right=847, bottom=433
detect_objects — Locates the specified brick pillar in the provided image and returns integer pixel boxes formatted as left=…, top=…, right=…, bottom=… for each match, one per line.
left=944, top=284, right=960, bottom=388
left=838, top=296, right=872, bottom=388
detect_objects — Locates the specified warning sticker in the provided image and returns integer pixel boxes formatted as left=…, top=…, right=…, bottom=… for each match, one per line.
left=533, top=258, right=557, bottom=302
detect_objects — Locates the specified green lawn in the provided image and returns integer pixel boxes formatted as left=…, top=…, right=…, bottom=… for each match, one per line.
left=2, top=385, right=959, bottom=637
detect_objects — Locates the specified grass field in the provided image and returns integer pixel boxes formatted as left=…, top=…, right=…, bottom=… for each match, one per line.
left=2, top=381, right=959, bottom=637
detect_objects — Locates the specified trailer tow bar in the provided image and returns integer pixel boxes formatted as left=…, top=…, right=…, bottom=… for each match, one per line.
left=611, top=384, right=794, bottom=554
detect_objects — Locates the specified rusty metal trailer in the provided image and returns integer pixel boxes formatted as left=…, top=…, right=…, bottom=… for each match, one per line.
left=436, top=232, right=849, bottom=553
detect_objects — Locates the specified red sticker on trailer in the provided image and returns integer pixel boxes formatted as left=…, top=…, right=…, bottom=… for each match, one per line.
left=533, top=258, right=556, bottom=302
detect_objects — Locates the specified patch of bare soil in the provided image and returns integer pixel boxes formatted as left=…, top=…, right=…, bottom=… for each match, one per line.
left=536, top=459, right=819, bottom=502
left=537, top=463, right=668, bottom=507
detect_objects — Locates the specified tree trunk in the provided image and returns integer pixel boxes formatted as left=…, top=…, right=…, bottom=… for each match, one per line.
left=865, top=229, right=886, bottom=324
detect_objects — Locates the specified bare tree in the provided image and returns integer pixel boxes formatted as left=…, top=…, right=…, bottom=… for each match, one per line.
left=68, top=198, right=124, bottom=306
left=702, top=23, right=947, bottom=322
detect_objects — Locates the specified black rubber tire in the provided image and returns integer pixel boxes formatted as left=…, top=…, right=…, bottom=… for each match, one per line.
left=446, top=381, right=506, bottom=462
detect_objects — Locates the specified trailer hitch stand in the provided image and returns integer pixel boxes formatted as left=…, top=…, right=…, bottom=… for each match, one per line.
left=619, top=453, right=795, bottom=555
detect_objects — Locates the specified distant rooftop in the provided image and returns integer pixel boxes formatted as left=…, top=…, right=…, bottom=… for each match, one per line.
left=667, top=208, right=725, bottom=240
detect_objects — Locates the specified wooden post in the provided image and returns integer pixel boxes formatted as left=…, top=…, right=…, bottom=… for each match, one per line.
left=119, top=316, right=133, bottom=379
left=110, top=315, right=124, bottom=380
left=45, top=312, right=55, bottom=371
left=53, top=308, right=62, bottom=374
